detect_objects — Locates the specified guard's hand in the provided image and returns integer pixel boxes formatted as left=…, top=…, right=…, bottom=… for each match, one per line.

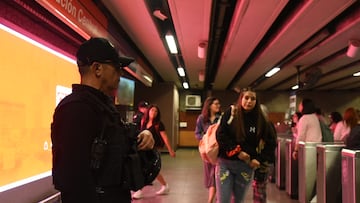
left=137, top=130, right=154, bottom=150
left=249, top=159, right=260, bottom=169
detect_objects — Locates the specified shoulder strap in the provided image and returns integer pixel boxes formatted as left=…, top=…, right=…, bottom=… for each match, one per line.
left=227, top=105, right=237, bottom=124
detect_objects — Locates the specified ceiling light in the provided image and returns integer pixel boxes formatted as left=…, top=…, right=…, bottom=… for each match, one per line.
left=165, top=34, right=178, bottom=54
left=347, top=39, right=360, bottom=58
left=265, top=67, right=280, bottom=77
left=153, top=10, right=168, bottom=21
left=143, top=75, right=153, bottom=83
left=353, top=71, right=360, bottom=77
left=177, top=67, right=185, bottom=77
left=292, top=85, right=299, bottom=90
left=198, top=42, right=207, bottom=59
left=182, top=82, right=189, bottom=89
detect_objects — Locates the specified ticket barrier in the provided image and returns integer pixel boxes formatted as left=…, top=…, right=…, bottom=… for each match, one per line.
left=298, top=142, right=323, bottom=203
left=276, top=137, right=286, bottom=189
left=316, top=144, right=345, bottom=203
left=285, top=139, right=298, bottom=199
left=341, top=149, right=360, bottom=203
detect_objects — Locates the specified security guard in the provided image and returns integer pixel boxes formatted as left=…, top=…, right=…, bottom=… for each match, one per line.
left=51, top=38, right=154, bottom=203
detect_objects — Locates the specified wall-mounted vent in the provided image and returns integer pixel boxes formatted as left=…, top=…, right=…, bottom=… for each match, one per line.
left=185, top=95, right=201, bottom=109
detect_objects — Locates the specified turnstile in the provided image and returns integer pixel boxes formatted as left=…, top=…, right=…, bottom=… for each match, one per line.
left=276, top=137, right=286, bottom=189
left=341, top=149, right=360, bottom=203
left=285, top=139, right=298, bottom=199
left=316, top=144, right=345, bottom=203
left=298, top=142, right=323, bottom=203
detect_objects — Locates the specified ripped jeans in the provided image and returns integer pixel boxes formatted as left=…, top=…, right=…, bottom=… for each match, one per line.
left=215, top=158, right=253, bottom=203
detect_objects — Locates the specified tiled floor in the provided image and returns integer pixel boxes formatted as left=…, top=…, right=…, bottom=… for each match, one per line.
left=131, top=148, right=298, bottom=203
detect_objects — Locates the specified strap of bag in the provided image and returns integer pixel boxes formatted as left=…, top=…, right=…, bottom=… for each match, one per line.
left=227, top=105, right=236, bottom=124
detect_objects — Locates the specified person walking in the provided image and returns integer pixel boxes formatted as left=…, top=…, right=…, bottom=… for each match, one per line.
left=195, top=96, right=221, bottom=203
left=51, top=37, right=154, bottom=203
left=133, top=104, right=176, bottom=199
left=215, top=87, right=276, bottom=203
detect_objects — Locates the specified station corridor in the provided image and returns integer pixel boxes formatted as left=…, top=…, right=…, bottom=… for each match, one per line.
left=132, top=148, right=298, bottom=203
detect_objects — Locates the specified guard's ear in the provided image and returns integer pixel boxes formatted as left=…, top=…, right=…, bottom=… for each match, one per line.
left=91, top=62, right=102, bottom=77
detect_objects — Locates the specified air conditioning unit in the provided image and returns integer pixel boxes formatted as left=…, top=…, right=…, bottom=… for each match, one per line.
left=185, top=95, right=201, bottom=109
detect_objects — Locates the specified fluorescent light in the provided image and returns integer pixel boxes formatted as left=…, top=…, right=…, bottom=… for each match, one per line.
left=353, top=71, right=360, bottom=77
left=182, top=82, right=189, bottom=89
left=0, top=23, right=76, bottom=64
left=165, top=34, right=178, bottom=54
left=143, top=75, right=153, bottom=83
left=177, top=67, right=185, bottom=77
left=265, top=67, right=280, bottom=77
left=292, top=85, right=299, bottom=90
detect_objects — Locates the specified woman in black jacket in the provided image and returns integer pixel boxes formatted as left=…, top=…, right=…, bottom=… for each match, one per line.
left=215, top=87, right=276, bottom=203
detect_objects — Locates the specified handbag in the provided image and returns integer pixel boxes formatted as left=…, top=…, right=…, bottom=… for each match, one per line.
left=123, top=149, right=161, bottom=190
left=122, top=124, right=162, bottom=191
left=198, top=119, right=221, bottom=165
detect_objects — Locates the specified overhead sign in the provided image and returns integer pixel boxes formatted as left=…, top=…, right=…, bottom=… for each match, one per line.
left=36, top=0, right=109, bottom=39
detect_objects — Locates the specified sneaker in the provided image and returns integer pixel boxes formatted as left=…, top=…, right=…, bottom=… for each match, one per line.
left=132, top=190, right=143, bottom=199
left=156, top=183, right=170, bottom=195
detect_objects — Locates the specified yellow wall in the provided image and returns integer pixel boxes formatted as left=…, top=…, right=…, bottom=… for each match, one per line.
left=0, top=27, right=78, bottom=186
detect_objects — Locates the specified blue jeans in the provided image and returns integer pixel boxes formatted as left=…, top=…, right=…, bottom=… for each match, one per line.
left=215, top=158, right=253, bottom=203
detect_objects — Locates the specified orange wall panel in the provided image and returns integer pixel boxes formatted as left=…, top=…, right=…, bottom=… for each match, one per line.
left=0, top=27, right=78, bottom=187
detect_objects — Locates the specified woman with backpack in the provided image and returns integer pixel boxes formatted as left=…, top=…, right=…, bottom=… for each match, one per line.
left=195, top=96, right=221, bottom=203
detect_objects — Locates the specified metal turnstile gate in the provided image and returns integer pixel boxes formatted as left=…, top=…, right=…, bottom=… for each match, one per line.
left=285, top=139, right=298, bottom=199
left=276, top=137, right=286, bottom=189
left=341, top=149, right=360, bottom=203
left=316, top=144, right=344, bottom=203
left=298, top=142, right=322, bottom=203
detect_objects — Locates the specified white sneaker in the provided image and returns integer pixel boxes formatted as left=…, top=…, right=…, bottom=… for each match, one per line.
left=156, top=184, right=170, bottom=195
left=132, top=190, right=143, bottom=199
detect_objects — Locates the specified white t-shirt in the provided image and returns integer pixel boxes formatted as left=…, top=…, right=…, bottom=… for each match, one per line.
left=296, top=113, right=322, bottom=143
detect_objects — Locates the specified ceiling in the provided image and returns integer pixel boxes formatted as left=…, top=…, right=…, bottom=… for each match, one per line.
left=99, top=0, right=360, bottom=92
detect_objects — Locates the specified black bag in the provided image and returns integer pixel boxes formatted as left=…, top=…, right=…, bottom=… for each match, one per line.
left=123, top=149, right=161, bottom=190
left=122, top=123, right=162, bottom=191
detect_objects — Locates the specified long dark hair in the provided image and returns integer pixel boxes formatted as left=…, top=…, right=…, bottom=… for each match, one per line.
left=301, top=98, right=316, bottom=114
left=231, top=87, right=268, bottom=142
left=141, top=104, right=161, bottom=128
left=201, top=96, right=220, bottom=125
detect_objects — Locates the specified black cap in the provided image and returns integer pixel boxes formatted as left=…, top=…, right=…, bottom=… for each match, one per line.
left=76, top=37, right=134, bottom=68
left=138, top=101, right=149, bottom=108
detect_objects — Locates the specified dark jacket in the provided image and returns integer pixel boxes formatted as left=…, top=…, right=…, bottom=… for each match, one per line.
left=51, top=84, right=132, bottom=202
left=216, top=107, right=276, bottom=163
left=346, top=124, right=360, bottom=150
